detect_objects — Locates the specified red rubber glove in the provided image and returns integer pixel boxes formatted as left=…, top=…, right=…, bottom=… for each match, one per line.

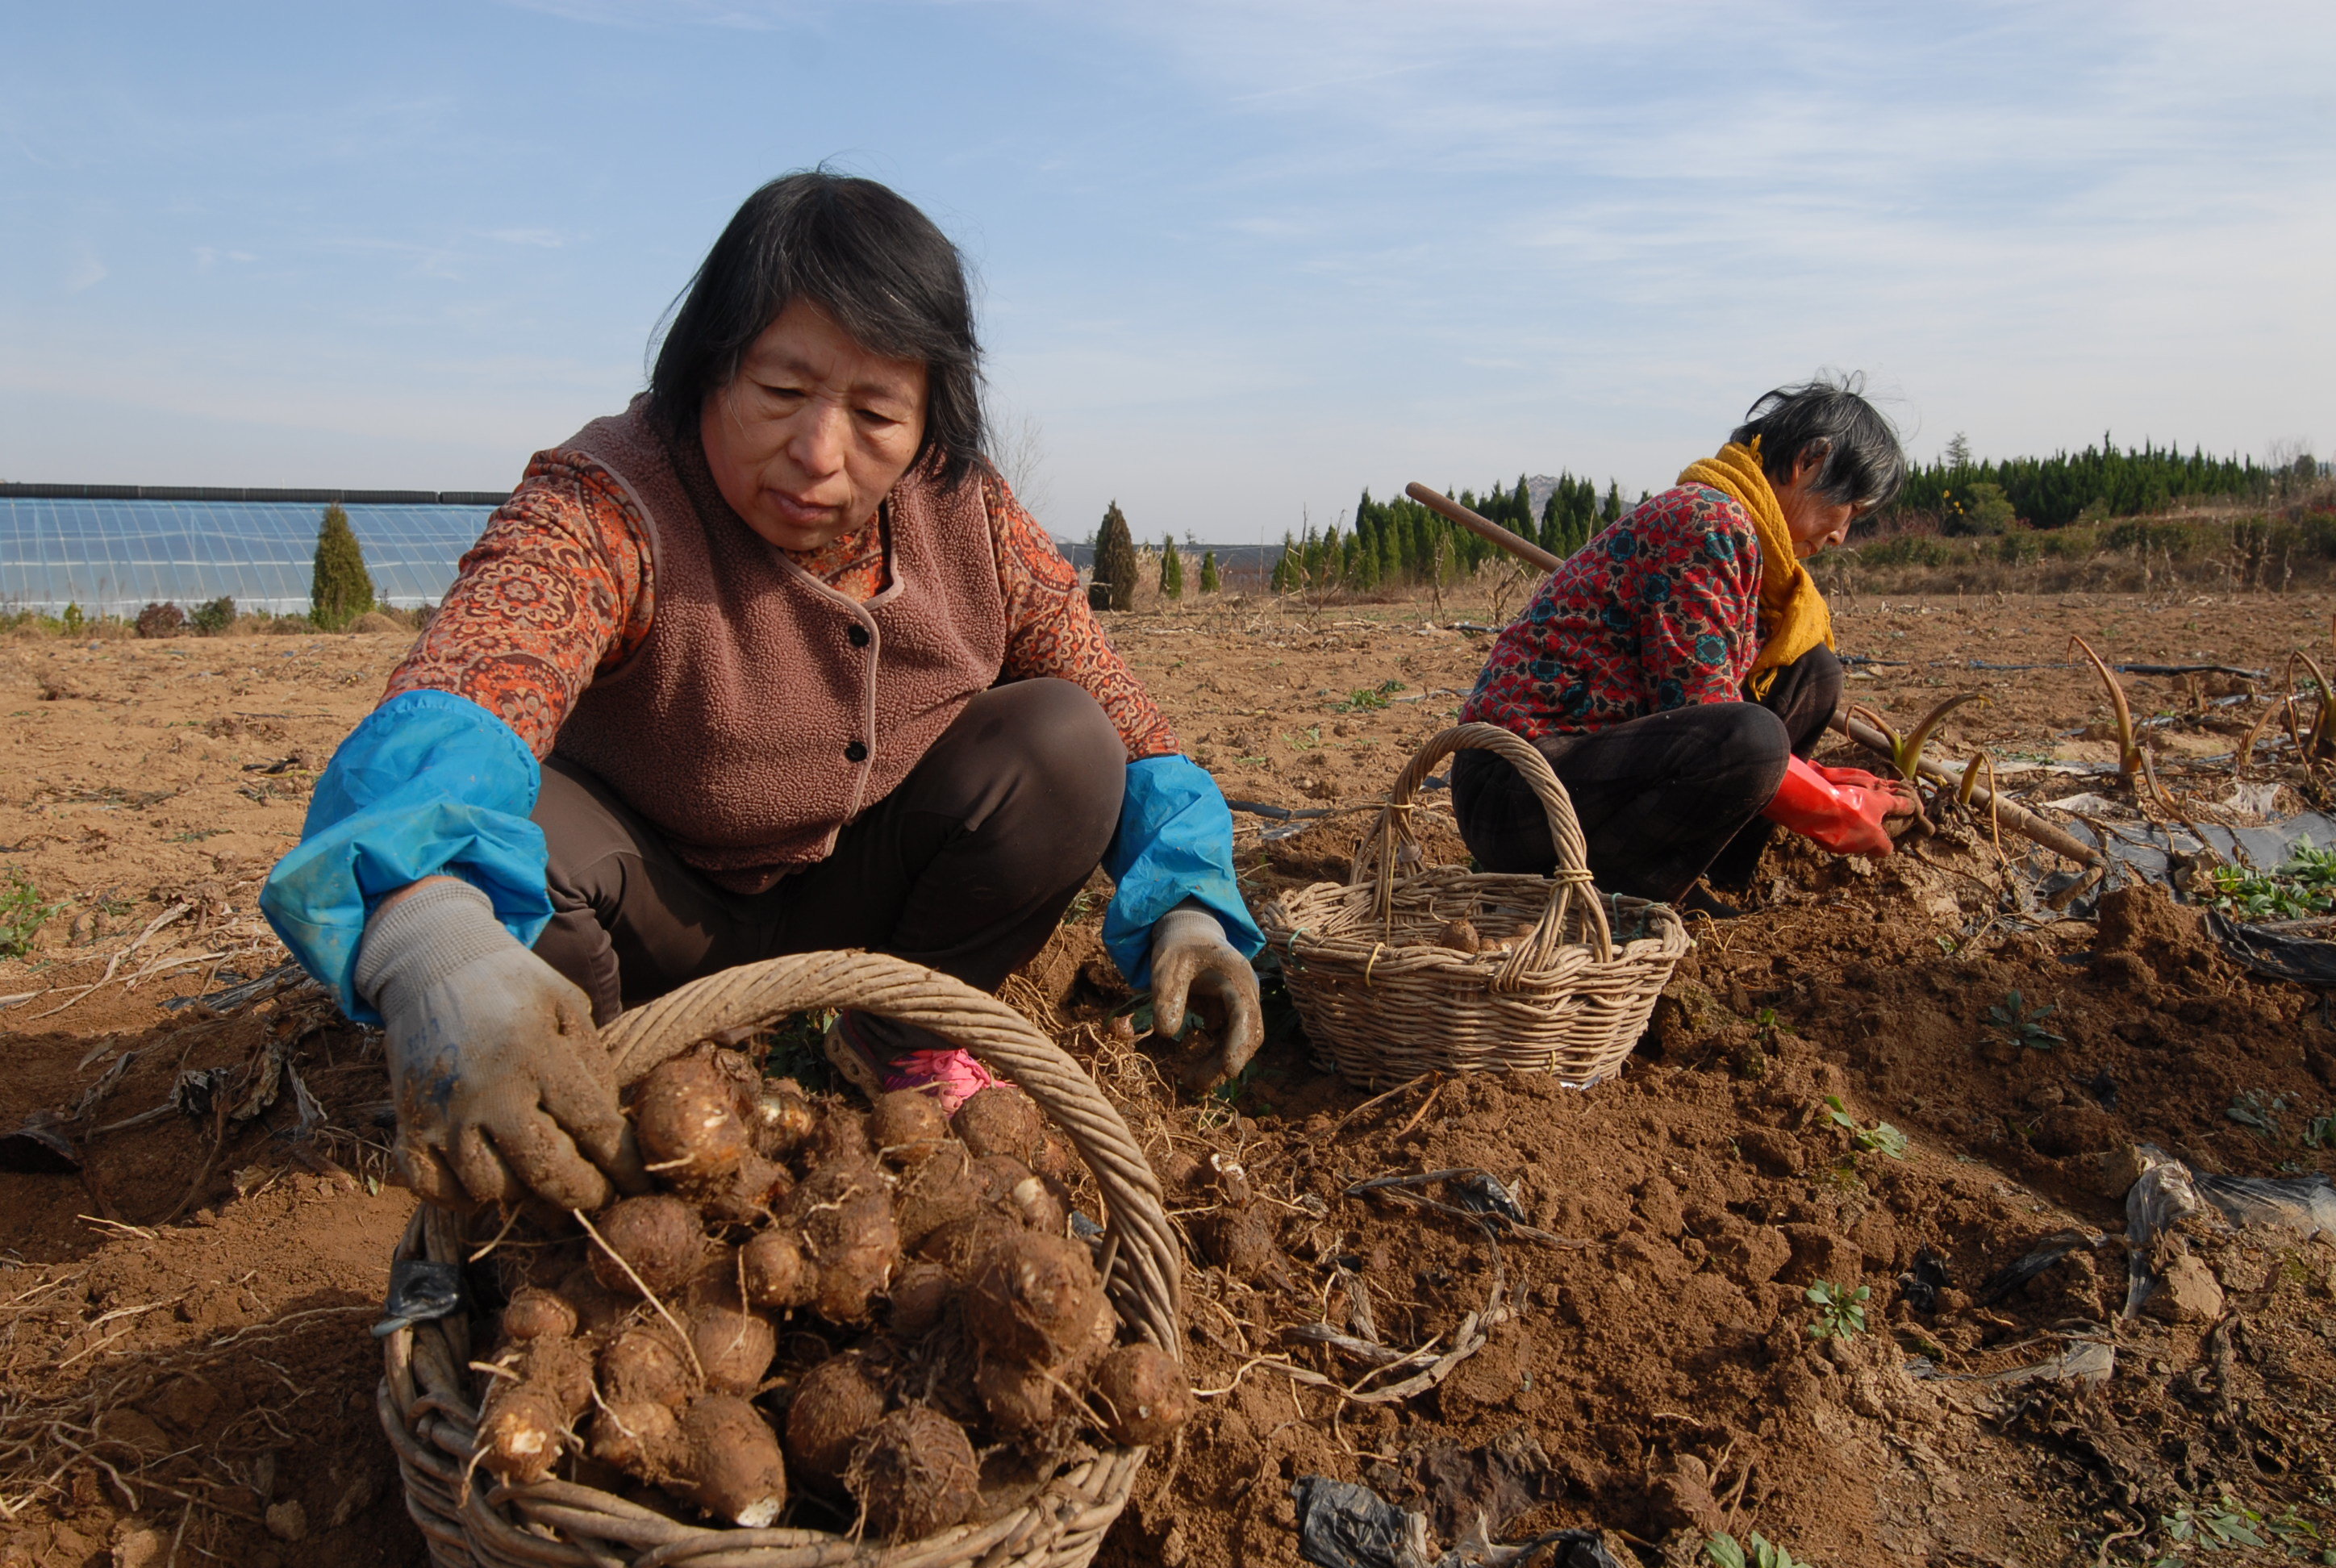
left=1812, top=763, right=1884, bottom=792
left=1762, top=755, right=1897, bottom=858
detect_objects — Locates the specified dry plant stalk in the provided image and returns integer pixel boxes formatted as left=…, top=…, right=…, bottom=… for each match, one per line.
left=2068, top=634, right=2143, bottom=786
left=2283, top=648, right=2336, bottom=764
left=2234, top=696, right=2290, bottom=779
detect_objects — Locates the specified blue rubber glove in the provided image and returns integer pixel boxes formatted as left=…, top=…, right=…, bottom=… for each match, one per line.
left=1100, top=755, right=1263, bottom=990
left=261, top=690, right=553, bottom=1023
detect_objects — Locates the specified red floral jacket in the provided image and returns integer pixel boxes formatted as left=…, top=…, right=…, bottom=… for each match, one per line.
left=1461, top=484, right=1767, bottom=740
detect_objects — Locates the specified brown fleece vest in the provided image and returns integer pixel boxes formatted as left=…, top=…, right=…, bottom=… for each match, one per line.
left=551, top=397, right=1007, bottom=892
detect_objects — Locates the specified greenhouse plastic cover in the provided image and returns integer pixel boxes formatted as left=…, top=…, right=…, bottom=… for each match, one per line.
left=0, top=498, right=495, bottom=616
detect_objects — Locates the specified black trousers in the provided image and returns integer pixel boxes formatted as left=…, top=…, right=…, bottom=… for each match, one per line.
left=1450, top=648, right=1842, bottom=903
left=529, top=679, right=1126, bottom=1028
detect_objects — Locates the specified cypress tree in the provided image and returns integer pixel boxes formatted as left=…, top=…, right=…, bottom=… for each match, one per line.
left=1199, top=549, right=1220, bottom=593
left=1091, top=502, right=1139, bottom=612
left=311, top=503, right=376, bottom=630
left=1160, top=535, right=1185, bottom=600
left=1270, top=532, right=1298, bottom=594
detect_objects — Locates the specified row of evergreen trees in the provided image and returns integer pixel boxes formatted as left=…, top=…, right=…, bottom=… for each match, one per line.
left=1270, top=473, right=1629, bottom=594
left=1884, top=436, right=2288, bottom=534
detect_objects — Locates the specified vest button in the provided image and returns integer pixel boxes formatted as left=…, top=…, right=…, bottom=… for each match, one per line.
left=848, top=624, right=871, bottom=648
left=845, top=740, right=869, bottom=763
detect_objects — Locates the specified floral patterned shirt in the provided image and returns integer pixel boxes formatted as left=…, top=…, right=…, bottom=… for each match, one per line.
left=1461, top=484, right=1767, bottom=740
left=385, top=452, right=1178, bottom=762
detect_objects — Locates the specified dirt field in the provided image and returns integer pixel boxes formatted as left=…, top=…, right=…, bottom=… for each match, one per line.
left=2, top=587, right=2333, bottom=1568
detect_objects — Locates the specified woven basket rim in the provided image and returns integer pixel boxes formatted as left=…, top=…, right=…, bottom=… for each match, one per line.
left=378, top=949, right=1173, bottom=1568
left=1259, top=873, right=1691, bottom=987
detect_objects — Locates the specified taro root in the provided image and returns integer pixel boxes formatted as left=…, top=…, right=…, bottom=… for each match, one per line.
left=785, top=1354, right=887, bottom=1484
left=599, top=1324, right=698, bottom=1409
left=590, top=1398, right=686, bottom=1481
left=633, top=1053, right=753, bottom=1186
left=1005, top=1169, right=1067, bottom=1236
left=749, top=1082, right=819, bottom=1158
left=587, top=1195, right=704, bottom=1298
left=740, top=1228, right=815, bottom=1310
left=499, top=1286, right=578, bottom=1344
left=1436, top=916, right=1483, bottom=954
left=551, top=1264, right=633, bottom=1339
left=517, top=1336, right=596, bottom=1419
left=969, top=1153, right=1037, bottom=1213
left=807, top=1107, right=874, bottom=1168
left=965, top=1230, right=1106, bottom=1370
left=1088, top=1344, right=1194, bottom=1446
left=697, top=1152, right=793, bottom=1226
left=886, top=1259, right=953, bottom=1340
left=848, top=1406, right=980, bottom=1542
left=951, top=1084, right=1045, bottom=1166
left=893, top=1142, right=980, bottom=1248
left=789, top=1165, right=899, bottom=1324
left=870, top=1089, right=950, bottom=1166
left=1032, top=1130, right=1079, bottom=1184
left=688, top=1302, right=776, bottom=1395
left=916, top=1210, right=1023, bottom=1284
left=678, top=1394, right=789, bottom=1527
left=1196, top=1207, right=1279, bottom=1278
left=476, top=1383, right=572, bottom=1486
left=974, top=1359, right=1057, bottom=1437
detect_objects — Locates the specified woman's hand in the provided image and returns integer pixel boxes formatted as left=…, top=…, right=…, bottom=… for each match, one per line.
left=1148, top=903, right=1264, bottom=1089
left=357, top=879, right=648, bottom=1211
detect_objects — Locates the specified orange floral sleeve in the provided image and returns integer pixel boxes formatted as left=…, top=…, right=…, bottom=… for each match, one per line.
left=984, top=475, right=1179, bottom=761
left=382, top=450, right=652, bottom=758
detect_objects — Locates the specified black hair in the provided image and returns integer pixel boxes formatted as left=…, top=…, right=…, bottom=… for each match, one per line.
left=1731, top=373, right=1905, bottom=511
left=649, top=170, right=985, bottom=486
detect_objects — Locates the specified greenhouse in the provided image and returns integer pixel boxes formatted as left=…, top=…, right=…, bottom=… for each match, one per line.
left=0, top=489, right=502, bottom=617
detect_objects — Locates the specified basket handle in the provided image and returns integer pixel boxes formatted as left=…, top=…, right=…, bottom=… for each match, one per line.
left=1354, top=723, right=1614, bottom=972
left=594, top=950, right=1180, bottom=1359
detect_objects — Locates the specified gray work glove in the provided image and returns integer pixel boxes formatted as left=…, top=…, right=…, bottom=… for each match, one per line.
left=1148, top=900, right=1264, bottom=1088
left=356, top=878, right=646, bottom=1211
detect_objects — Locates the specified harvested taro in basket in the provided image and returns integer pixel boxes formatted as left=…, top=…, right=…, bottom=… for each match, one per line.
left=469, top=1045, right=1193, bottom=1539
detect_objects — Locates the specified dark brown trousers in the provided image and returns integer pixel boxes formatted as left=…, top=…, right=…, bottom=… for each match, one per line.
left=530, top=678, right=1126, bottom=1027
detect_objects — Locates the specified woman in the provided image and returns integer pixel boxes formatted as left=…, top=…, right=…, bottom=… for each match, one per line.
left=1457, top=378, right=1914, bottom=908
left=262, top=173, right=1263, bottom=1214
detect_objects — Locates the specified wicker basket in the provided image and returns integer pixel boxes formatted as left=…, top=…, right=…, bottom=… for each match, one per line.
left=1259, top=723, right=1691, bottom=1090
left=378, top=949, right=1179, bottom=1568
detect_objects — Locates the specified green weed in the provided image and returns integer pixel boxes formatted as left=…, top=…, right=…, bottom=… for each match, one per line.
left=1333, top=679, right=1405, bottom=713
left=2227, top=1088, right=2290, bottom=1140
left=2210, top=842, right=2336, bottom=921
left=1805, top=1280, right=1868, bottom=1341
left=1708, top=1531, right=1811, bottom=1568
left=1986, top=990, right=2064, bottom=1052
left=1824, top=1095, right=1910, bottom=1159
left=0, top=870, right=58, bottom=960
left=755, top=1010, right=840, bottom=1094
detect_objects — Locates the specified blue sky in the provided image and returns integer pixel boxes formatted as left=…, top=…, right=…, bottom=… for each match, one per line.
left=4, top=2, right=2331, bottom=545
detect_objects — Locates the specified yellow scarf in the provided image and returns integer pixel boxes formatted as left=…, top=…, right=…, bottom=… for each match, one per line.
left=1676, top=438, right=1833, bottom=698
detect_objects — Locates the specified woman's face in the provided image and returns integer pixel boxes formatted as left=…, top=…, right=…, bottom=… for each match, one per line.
left=699, top=296, right=930, bottom=552
left=1774, top=446, right=1862, bottom=559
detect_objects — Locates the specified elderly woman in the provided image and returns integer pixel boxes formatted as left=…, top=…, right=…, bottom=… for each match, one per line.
left=1457, top=379, right=1914, bottom=910
left=262, top=173, right=1263, bottom=1211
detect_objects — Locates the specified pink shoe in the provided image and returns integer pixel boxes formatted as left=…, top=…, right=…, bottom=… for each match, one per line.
left=823, top=1011, right=998, bottom=1113
left=883, top=1048, right=998, bottom=1113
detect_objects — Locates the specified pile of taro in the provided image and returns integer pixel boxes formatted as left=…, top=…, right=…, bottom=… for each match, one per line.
left=469, top=1046, right=1192, bottom=1539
